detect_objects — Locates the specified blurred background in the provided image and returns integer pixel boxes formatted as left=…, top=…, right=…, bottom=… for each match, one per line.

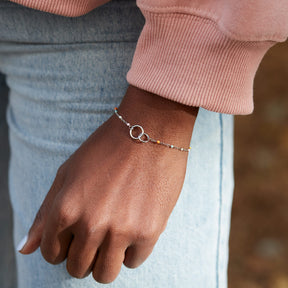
left=0, top=42, right=287, bottom=288
left=229, top=42, right=288, bottom=287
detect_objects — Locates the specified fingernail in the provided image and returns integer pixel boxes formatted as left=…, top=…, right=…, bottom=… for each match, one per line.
left=17, top=235, right=28, bottom=252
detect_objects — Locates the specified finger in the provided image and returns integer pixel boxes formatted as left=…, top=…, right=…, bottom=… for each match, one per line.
left=41, top=226, right=73, bottom=265
left=19, top=167, right=66, bottom=255
left=123, top=243, right=154, bottom=269
left=66, top=229, right=106, bottom=279
left=92, top=234, right=126, bottom=284
left=39, top=194, right=77, bottom=264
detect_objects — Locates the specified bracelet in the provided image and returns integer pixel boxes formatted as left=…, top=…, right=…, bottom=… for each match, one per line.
left=114, top=108, right=191, bottom=152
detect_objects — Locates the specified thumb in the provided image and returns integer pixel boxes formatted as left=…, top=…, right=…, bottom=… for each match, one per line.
left=17, top=205, right=46, bottom=255
left=17, top=164, right=66, bottom=255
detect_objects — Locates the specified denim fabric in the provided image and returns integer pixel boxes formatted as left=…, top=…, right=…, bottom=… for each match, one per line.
left=0, top=73, right=17, bottom=288
left=0, top=1, right=234, bottom=287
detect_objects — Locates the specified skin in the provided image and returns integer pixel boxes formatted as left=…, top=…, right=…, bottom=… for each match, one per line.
left=19, top=85, right=199, bottom=284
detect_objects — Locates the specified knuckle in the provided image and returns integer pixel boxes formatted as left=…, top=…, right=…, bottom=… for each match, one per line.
left=66, top=261, right=86, bottom=279
left=134, top=225, right=159, bottom=243
left=124, top=246, right=153, bottom=269
left=81, top=227, right=95, bottom=240
left=123, top=253, right=137, bottom=269
left=109, top=218, right=138, bottom=239
left=123, top=259, right=139, bottom=269
left=53, top=202, right=78, bottom=229
left=92, top=268, right=116, bottom=284
left=40, top=246, right=62, bottom=265
left=109, top=224, right=130, bottom=239
left=40, top=233, right=66, bottom=265
left=56, top=210, right=73, bottom=229
left=82, top=220, right=100, bottom=238
left=82, top=219, right=107, bottom=239
left=108, top=221, right=159, bottom=244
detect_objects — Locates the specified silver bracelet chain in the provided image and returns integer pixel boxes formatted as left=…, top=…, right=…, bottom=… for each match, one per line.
left=114, top=108, right=191, bottom=152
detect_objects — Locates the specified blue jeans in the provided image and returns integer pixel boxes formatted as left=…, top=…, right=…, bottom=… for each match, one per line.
left=0, top=1, right=234, bottom=287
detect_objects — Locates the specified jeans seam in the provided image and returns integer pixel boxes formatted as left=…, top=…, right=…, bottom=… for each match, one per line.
left=216, top=113, right=224, bottom=288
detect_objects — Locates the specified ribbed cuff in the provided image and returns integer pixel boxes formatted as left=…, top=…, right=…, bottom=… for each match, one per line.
left=127, top=10, right=276, bottom=115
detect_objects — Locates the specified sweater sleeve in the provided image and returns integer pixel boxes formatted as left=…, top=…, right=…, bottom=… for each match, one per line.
left=9, top=0, right=111, bottom=17
left=127, top=0, right=288, bottom=114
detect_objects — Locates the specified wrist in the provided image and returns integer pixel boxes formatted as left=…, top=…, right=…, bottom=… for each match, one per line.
left=116, top=85, right=199, bottom=150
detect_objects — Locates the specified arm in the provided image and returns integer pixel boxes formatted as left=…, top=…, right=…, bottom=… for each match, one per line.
left=19, top=85, right=198, bottom=283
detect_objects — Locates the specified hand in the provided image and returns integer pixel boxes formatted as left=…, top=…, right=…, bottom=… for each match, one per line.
left=18, top=86, right=199, bottom=283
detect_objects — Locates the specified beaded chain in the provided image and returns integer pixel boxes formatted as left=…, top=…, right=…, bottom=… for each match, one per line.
left=114, top=108, right=191, bottom=152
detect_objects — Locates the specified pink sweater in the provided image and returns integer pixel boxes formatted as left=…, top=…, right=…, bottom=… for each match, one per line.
left=9, top=0, right=288, bottom=114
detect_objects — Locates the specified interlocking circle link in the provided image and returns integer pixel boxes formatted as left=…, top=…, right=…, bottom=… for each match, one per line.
left=139, top=132, right=150, bottom=143
left=129, top=125, right=150, bottom=143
